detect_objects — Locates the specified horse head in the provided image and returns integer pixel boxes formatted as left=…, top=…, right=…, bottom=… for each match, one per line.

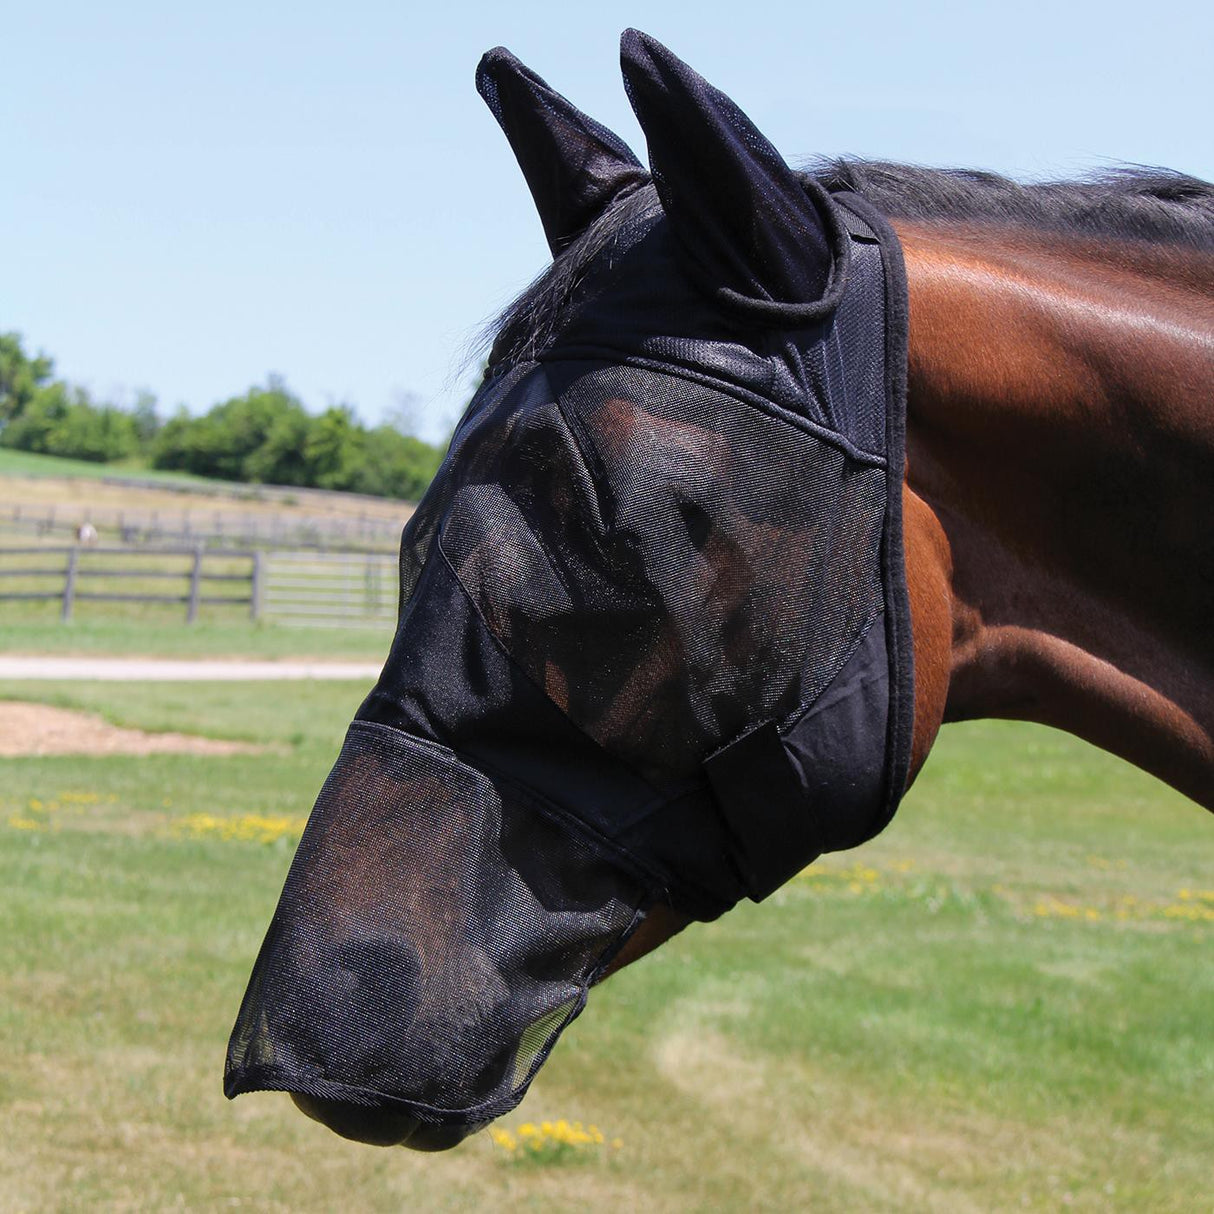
left=225, top=31, right=916, bottom=1148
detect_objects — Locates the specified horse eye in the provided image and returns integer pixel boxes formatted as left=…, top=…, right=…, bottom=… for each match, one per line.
left=677, top=499, right=712, bottom=549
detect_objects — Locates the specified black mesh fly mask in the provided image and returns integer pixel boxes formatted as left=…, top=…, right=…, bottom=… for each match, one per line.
left=226, top=31, right=914, bottom=1135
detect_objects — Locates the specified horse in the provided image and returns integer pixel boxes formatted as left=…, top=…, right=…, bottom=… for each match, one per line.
left=224, top=31, right=1213, bottom=1150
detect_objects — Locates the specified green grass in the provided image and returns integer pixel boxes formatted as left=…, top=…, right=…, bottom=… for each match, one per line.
left=0, top=679, right=369, bottom=749
left=0, top=609, right=390, bottom=659
left=0, top=445, right=218, bottom=487
left=0, top=682, right=1210, bottom=1212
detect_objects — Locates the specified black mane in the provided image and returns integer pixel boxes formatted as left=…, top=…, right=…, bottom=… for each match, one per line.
left=486, top=161, right=1214, bottom=365
left=814, top=159, right=1214, bottom=251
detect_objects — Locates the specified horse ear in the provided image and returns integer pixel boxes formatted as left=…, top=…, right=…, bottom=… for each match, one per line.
left=619, top=30, right=840, bottom=314
left=477, top=47, right=648, bottom=255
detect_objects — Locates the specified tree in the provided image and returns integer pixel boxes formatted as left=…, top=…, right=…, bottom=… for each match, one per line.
left=1, top=381, right=140, bottom=462
left=151, top=377, right=312, bottom=483
left=303, top=405, right=366, bottom=490
left=0, top=329, right=447, bottom=496
left=359, top=425, right=443, bottom=499
left=131, top=390, right=161, bottom=446
left=0, top=332, right=55, bottom=424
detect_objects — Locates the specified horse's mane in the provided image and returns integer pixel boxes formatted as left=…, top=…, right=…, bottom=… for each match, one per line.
left=485, top=161, right=1214, bottom=365
left=815, top=159, right=1214, bottom=251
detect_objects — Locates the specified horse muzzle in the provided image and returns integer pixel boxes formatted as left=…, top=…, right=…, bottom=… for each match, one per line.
left=224, top=721, right=647, bottom=1135
left=290, top=1093, right=482, bottom=1151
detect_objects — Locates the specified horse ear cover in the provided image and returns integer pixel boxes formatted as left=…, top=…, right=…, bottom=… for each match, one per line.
left=477, top=47, right=648, bottom=254
left=620, top=29, right=847, bottom=317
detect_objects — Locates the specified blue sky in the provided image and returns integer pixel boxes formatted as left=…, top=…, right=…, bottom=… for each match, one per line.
left=4, top=1, right=1210, bottom=440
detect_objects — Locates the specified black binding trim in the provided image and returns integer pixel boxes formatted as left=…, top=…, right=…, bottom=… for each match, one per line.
left=703, top=719, right=823, bottom=901
left=833, top=190, right=917, bottom=833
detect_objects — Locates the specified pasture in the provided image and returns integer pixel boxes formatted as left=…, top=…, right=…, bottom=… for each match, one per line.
left=0, top=448, right=408, bottom=552
left=0, top=610, right=387, bottom=661
left=0, top=450, right=406, bottom=657
left=0, top=447, right=409, bottom=520
left=1, top=678, right=1209, bottom=1211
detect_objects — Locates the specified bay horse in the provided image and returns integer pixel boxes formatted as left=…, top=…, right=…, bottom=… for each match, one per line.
left=614, top=159, right=1214, bottom=960
left=226, top=32, right=1213, bottom=1149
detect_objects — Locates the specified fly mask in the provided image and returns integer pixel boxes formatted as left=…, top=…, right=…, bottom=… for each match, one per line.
left=225, top=30, right=914, bottom=1131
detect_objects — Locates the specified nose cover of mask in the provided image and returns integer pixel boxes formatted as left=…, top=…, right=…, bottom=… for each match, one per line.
left=225, top=720, right=644, bottom=1124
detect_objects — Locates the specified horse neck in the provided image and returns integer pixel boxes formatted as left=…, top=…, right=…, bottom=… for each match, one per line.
left=896, top=220, right=1214, bottom=810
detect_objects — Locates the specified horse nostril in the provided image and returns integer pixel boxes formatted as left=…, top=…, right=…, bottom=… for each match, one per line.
left=335, top=936, right=421, bottom=1027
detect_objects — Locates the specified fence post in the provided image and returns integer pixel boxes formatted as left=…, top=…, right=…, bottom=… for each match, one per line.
left=61, top=548, right=79, bottom=621
left=250, top=551, right=264, bottom=620
left=186, top=547, right=203, bottom=623
left=364, top=553, right=377, bottom=615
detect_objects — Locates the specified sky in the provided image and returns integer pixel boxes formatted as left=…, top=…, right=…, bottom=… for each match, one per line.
left=4, top=0, right=1211, bottom=442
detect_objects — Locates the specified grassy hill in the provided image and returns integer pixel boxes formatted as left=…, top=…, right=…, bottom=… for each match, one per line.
left=0, top=445, right=216, bottom=487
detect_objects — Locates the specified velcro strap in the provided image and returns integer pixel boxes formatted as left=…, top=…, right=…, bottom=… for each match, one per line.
left=702, top=720, right=821, bottom=902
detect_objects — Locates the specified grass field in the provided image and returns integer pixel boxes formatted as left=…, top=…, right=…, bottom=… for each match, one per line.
left=0, top=450, right=414, bottom=654
left=0, top=679, right=1210, bottom=1212
left=0, top=610, right=391, bottom=660
left=0, top=447, right=215, bottom=487
left=0, top=447, right=410, bottom=519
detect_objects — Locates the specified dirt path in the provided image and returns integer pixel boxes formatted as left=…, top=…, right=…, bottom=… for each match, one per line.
left=0, top=657, right=381, bottom=681
left=0, top=701, right=267, bottom=756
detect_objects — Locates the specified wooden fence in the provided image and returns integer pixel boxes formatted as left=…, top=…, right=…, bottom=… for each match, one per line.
left=259, top=550, right=397, bottom=627
left=0, top=500, right=403, bottom=552
left=0, top=545, right=258, bottom=622
left=0, top=545, right=398, bottom=628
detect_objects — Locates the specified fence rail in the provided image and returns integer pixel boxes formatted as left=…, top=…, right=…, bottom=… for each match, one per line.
left=0, top=545, right=259, bottom=622
left=260, top=551, right=397, bottom=627
left=0, top=500, right=405, bottom=552
left=0, top=545, right=398, bottom=628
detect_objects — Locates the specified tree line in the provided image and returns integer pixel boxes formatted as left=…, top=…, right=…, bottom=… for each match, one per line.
left=0, top=332, right=445, bottom=500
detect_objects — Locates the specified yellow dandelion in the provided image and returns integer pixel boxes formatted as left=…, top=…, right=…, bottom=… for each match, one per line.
left=490, top=1128, right=517, bottom=1152
left=490, top=1116, right=615, bottom=1165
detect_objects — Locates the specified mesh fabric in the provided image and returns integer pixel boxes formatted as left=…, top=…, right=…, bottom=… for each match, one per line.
left=439, top=362, right=886, bottom=789
left=225, top=722, right=641, bottom=1122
